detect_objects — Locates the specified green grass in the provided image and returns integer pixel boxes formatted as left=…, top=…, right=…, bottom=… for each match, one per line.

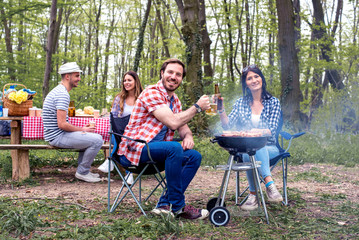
left=1, top=133, right=359, bottom=238
left=1, top=191, right=358, bottom=239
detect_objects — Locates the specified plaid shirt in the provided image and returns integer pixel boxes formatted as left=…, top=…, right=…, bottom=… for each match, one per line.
left=226, top=96, right=281, bottom=144
left=118, top=81, right=182, bottom=165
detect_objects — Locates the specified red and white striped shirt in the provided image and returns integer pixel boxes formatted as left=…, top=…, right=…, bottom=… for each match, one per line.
left=118, top=81, right=182, bottom=165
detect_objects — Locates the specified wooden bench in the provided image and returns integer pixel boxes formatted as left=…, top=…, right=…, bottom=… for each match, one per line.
left=0, top=144, right=109, bottom=181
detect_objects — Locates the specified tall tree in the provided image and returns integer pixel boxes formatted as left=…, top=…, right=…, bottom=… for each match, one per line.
left=176, top=0, right=207, bottom=131
left=133, top=0, right=152, bottom=72
left=223, top=0, right=234, bottom=82
left=43, top=0, right=57, bottom=100
left=276, top=0, right=303, bottom=127
left=155, top=0, right=170, bottom=58
left=312, top=0, right=344, bottom=90
left=0, top=0, right=16, bottom=81
left=199, top=0, right=213, bottom=82
left=93, top=0, right=102, bottom=92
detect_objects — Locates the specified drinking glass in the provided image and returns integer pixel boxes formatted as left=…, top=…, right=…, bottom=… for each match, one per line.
left=205, top=95, right=217, bottom=116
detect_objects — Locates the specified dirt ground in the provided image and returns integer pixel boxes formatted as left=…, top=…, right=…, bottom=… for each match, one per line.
left=1, top=162, right=358, bottom=212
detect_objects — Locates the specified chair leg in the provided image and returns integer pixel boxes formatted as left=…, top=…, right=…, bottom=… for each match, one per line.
left=145, top=172, right=166, bottom=202
left=107, top=159, right=112, bottom=212
left=109, top=164, right=148, bottom=215
left=282, top=157, right=288, bottom=205
left=139, top=177, right=142, bottom=204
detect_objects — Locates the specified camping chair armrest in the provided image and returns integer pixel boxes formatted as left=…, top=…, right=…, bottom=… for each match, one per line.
left=292, top=132, right=306, bottom=139
left=109, top=131, right=147, bottom=144
left=280, top=131, right=306, bottom=140
left=108, top=131, right=154, bottom=163
left=279, top=131, right=306, bottom=152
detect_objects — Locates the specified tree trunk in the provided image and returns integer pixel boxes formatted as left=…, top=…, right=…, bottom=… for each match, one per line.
left=155, top=0, right=170, bottom=58
left=268, top=0, right=276, bottom=84
left=223, top=0, right=234, bottom=82
left=312, top=0, right=344, bottom=90
left=133, top=0, right=152, bottom=72
left=234, top=0, right=243, bottom=75
left=1, top=1, right=16, bottom=81
left=176, top=0, right=207, bottom=132
left=43, top=0, right=57, bottom=101
left=276, top=0, right=303, bottom=129
left=93, top=0, right=102, bottom=91
left=102, top=15, right=115, bottom=108
left=52, top=7, right=63, bottom=54
left=150, top=15, right=158, bottom=79
left=199, top=0, right=213, bottom=81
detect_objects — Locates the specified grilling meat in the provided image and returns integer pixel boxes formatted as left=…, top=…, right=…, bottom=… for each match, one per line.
left=222, top=129, right=268, bottom=137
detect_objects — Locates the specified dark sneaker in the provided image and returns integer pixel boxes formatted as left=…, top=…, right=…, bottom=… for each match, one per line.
left=176, top=205, right=209, bottom=220
left=151, top=205, right=174, bottom=217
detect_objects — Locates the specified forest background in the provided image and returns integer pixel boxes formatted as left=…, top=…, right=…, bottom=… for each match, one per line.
left=1, top=0, right=358, bottom=135
left=1, top=1, right=359, bottom=238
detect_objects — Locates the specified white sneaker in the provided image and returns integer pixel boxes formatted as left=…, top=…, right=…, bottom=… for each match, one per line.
left=98, top=159, right=114, bottom=173
left=75, top=172, right=101, bottom=183
left=89, top=172, right=100, bottom=178
left=240, top=194, right=258, bottom=211
left=266, top=183, right=283, bottom=202
left=123, top=173, right=134, bottom=185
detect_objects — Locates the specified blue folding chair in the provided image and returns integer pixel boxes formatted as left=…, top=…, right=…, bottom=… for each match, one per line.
left=235, top=111, right=305, bottom=205
left=107, top=113, right=167, bottom=215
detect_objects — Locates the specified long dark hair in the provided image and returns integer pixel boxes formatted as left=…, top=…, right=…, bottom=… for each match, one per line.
left=112, top=71, right=143, bottom=114
left=241, top=66, right=272, bottom=103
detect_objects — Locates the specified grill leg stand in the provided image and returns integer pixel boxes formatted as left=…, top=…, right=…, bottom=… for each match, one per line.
left=250, top=155, right=269, bottom=224
left=216, top=155, right=235, bottom=207
left=235, top=171, right=240, bottom=205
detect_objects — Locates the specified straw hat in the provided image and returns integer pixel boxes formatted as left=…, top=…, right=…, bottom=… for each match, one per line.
left=58, top=62, right=83, bottom=74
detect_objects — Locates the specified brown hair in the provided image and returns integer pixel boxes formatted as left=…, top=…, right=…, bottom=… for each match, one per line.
left=159, top=58, right=186, bottom=79
left=112, top=71, right=143, bottom=114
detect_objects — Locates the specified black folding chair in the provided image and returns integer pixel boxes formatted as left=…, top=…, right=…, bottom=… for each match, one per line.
left=234, top=111, right=305, bottom=205
left=107, top=113, right=167, bottom=215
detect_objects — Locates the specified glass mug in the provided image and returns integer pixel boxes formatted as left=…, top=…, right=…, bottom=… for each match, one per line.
left=68, top=101, right=76, bottom=117
left=89, top=120, right=96, bottom=128
left=205, top=95, right=218, bottom=116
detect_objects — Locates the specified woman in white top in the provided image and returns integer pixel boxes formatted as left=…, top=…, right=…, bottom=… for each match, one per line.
left=218, top=64, right=283, bottom=211
left=98, top=71, right=143, bottom=184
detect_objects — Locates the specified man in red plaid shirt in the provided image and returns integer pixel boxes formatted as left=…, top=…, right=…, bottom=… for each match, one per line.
left=118, top=58, right=210, bottom=220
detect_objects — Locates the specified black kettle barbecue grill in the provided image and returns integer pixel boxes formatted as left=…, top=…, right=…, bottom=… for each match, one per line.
left=208, top=134, right=270, bottom=226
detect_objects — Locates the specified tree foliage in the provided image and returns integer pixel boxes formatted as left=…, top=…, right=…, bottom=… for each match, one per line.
left=0, top=0, right=358, bottom=133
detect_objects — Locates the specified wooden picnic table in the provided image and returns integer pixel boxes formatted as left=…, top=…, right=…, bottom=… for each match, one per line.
left=0, top=116, right=110, bottom=181
left=0, top=116, right=27, bottom=181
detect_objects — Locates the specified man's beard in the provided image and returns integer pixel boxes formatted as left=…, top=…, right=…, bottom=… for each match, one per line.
left=162, top=78, right=180, bottom=93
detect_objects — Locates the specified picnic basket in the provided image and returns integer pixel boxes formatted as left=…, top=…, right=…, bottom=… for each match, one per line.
left=2, top=83, right=36, bottom=116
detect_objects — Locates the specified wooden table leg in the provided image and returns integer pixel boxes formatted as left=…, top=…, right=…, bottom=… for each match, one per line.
left=10, top=120, right=30, bottom=181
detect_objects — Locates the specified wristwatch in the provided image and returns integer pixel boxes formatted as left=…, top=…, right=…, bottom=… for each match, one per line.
left=193, top=103, right=202, bottom=113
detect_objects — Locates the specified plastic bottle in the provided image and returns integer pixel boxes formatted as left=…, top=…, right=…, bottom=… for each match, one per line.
left=0, top=92, right=3, bottom=117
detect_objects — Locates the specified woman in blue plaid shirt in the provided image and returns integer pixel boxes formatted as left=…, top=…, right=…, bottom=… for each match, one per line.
left=218, top=64, right=283, bottom=211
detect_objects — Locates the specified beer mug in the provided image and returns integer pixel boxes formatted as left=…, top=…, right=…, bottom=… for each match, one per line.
left=205, top=95, right=218, bottom=116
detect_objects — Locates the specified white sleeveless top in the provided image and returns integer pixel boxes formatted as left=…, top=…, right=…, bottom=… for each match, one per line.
left=251, top=114, right=260, bottom=128
left=120, top=101, right=134, bottom=118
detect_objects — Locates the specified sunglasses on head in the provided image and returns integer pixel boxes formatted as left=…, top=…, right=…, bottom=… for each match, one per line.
left=242, top=64, right=258, bottom=74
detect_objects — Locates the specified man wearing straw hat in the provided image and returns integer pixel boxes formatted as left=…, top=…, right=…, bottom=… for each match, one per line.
left=42, top=62, right=103, bottom=183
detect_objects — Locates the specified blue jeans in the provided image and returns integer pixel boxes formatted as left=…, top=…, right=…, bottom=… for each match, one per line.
left=49, top=131, right=103, bottom=175
left=120, top=141, right=202, bottom=212
left=242, top=145, right=279, bottom=192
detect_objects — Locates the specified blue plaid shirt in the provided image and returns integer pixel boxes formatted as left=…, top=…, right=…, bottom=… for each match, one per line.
left=225, top=96, right=281, bottom=144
